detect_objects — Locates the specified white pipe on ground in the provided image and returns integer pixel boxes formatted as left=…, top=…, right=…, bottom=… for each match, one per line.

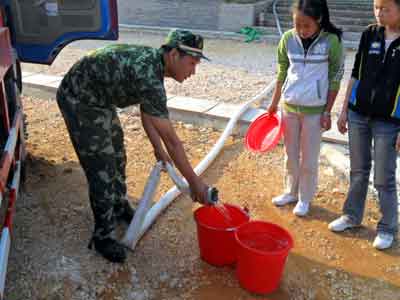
left=122, top=162, right=163, bottom=249
left=129, top=80, right=276, bottom=249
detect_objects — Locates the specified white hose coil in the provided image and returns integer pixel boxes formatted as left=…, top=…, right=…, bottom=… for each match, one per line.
left=124, top=80, right=276, bottom=251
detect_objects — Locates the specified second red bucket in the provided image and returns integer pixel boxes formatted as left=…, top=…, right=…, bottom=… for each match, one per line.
left=194, top=204, right=249, bottom=266
left=235, top=221, right=293, bottom=294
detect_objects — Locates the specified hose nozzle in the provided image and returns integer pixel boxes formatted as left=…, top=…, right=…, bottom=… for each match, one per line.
left=165, top=162, right=219, bottom=205
left=206, top=187, right=219, bottom=205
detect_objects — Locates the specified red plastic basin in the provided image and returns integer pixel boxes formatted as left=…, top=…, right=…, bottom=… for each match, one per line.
left=245, top=112, right=284, bottom=153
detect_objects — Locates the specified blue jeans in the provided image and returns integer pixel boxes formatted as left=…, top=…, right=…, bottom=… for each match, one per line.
left=343, top=110, right=399, bottom=234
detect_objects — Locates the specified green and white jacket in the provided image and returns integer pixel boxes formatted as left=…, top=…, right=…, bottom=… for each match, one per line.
left=277, top=29, right=344, bottom=113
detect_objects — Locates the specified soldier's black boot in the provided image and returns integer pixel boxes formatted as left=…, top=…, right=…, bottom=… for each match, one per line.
left=115, top=199, right=135, bottom=225
left=88, top=237, right=127, bottom=263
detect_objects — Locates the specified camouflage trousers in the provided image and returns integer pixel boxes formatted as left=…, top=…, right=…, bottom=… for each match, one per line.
left=56, top=88, right=129, bottom=240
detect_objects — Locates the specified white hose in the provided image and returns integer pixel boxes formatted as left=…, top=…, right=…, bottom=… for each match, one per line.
left=129, top=80, right=276, bottom=249
left=122, top=162, right=163, bottom=249
left=165, top=163, right=190, bottom=194
left=123, top=162, right=192, bottom=250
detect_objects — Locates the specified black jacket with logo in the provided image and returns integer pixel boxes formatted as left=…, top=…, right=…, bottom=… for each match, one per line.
left=349, top=24, right=400, bottom=123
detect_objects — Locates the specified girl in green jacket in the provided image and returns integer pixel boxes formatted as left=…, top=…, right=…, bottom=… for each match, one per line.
left=268, top=0, right=344, bottom=216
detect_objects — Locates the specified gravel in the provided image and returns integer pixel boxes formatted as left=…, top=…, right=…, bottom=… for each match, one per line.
left=8, top=31, right=399, bottom=300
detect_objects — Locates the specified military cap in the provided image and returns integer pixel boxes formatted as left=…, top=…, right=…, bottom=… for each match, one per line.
left=163, top=29, right=209, bottom=60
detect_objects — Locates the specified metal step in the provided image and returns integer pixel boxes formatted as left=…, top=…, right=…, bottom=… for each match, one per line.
left=271, top=5, right=375, bottom=18
left=262, top=14, right=373, bottom=27
left=261, top=19, right=370, bottom=32
left=275, top=0, right=373, bottom=9
left=265, top=13, right=374, bottom=24
left=257, top=26, right=361, bottom=48
left=257, top=0, right=373, bottom=44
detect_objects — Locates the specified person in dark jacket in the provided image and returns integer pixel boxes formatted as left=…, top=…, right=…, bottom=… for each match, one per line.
left=329, top=0, right=400, bottom=250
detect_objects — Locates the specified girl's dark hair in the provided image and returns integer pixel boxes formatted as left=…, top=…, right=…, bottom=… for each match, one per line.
left=293, top=0, right=343, bottom=41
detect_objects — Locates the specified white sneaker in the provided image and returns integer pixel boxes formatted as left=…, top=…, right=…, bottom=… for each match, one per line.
left=272, top=194, right=297, bottom=206
left=328, top=216, right=358, bottom=232
left=293, top=201, right=310, bottom=217
left=373, top=232, right=394, bottom=250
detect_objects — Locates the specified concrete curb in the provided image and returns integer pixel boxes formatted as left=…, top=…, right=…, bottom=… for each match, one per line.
left=22, top=71, right=400, bottom=213
left=21, top=71, right=351, bottom=177
left=119, top=24, right=275, bottom=43
left=119, top=24, right=359, bottom=50
left=21, top=71, right=348, bottom=143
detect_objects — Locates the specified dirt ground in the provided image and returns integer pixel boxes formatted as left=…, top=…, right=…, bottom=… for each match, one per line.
left=22, top=44, right=272, bottom=106
left=21, top=30, right=355, bottom=116
left=5, top=95, right=400, bottom=300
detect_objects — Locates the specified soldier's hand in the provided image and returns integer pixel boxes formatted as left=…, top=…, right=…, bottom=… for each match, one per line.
left=154, top=149, right=172, bottom=165
left=189, top=178, right=209, bottom=204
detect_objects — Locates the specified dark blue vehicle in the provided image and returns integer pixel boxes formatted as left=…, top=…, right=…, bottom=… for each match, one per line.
left=0, top=1, right=118, bottom=298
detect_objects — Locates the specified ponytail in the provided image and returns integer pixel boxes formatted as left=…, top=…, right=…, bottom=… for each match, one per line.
left=293, top=0, right=343, bottom=41
left=320, top=0, right=343, bottom=41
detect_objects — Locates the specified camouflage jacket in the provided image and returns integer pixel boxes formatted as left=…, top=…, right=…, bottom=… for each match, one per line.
left=60, top=44, right=169, bottom=118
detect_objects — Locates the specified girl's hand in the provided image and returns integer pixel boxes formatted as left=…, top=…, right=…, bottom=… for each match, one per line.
left=267, top=103, right=278, bottom=115
left=396, top=133, right=400, bottom=152
left=320, top=113, right=331, bottom=131
left=337, top=110, right=348, bottom=134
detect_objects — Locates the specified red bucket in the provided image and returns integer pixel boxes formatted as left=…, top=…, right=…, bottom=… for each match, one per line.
left=235, top=221, right=293, bottom=294
left=194, top=204, right=249, bottom=266
left=245, top=112, right=284, bottom=153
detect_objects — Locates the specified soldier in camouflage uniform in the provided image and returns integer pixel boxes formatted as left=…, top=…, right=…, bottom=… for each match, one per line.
left=56, top=29, right=211, bottom=263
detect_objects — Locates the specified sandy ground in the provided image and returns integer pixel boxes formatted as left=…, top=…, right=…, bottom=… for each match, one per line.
left=22, top=47, right=271, bottom=106
left=5, top=95, right=400, bottom=300
left=21, top=30, right=356, bottom=117
left=9, top=31, right=399, bottom=300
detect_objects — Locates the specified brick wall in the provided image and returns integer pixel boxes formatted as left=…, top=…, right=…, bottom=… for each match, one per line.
left=118, top=0, right=222, bottom=30
left=117, top=0, right=273, bottom=32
